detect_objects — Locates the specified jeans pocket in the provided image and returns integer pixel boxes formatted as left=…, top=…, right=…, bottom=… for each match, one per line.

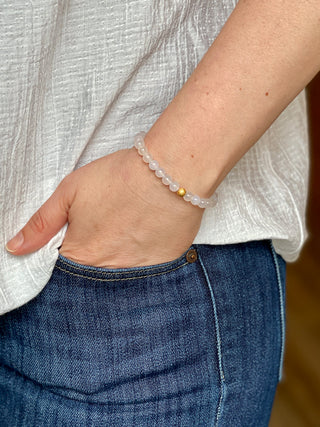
left=0, top=244, right=222, bottom=427
left=55, top=246, right=196, bottom=284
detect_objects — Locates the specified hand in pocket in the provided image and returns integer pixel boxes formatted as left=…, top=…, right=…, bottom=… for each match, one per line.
left=6, top=148, right=203, bottom=268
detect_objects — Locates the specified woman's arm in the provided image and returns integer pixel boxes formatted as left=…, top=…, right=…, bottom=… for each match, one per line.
left=146, top=0, right=320, bottom=197
left=6, top=0, right=320, bottom=264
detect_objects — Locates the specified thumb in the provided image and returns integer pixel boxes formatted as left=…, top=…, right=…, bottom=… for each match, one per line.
left=5, top=179, right=75, bottom=256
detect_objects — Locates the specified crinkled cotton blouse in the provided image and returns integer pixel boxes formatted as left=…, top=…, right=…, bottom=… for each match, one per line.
left=0, top=0, right=309, bottom=314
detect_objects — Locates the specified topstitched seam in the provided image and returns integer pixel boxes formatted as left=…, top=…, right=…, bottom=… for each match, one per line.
left=269, top=241, right=286, bottom=382
left=57, top=253, right=190, bottom=275
left=197, top=251, right=226, bottom=427
left=55, top=262, right=189, bottom=282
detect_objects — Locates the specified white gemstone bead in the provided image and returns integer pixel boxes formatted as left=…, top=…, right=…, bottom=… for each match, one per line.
left=198, top=199, right=207, bottom=209
left=138, top=146, right=146, bottom=155
left=162, top=174, right=172, bottom=185
left=134, top=134, right=145, bottom=149
left=149, top=160, right=160, bottom=171
left=143, top=153, right=152, bottom=163
left=155, top=168, right=165, bottom=178
left=191, top=195, right=201, bottom=206
left=183, top=192, right=193, bottom=202
left=169, top=182, right=179, bottom=192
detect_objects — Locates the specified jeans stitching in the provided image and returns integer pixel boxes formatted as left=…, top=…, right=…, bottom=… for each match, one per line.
left=54, top=262, right=189, bottom=282
left=269, top=241, right=286, bottom=382
left=57, top=248, right=192, bottom=275
left=197, top=251, right=226, bottom=427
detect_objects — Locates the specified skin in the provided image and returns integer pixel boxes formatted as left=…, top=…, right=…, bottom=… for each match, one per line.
left=6, top=0, right=320, bottom=267
left=6, top=148, right=203, bottom=267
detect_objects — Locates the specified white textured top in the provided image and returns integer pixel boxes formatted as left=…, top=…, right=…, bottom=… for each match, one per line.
left=0, top=1, right=309, bottom=314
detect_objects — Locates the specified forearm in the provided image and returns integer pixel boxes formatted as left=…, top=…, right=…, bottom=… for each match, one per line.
left=145, top=0, right=320, bottom=197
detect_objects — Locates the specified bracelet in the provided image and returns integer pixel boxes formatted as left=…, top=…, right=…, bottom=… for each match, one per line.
left=134, top=132, right=218, bottom=209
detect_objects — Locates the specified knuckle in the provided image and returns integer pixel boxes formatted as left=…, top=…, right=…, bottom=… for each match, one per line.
left=28, top=210, right=47, bottom=234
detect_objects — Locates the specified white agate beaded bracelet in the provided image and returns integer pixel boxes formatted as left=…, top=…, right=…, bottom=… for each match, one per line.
left=134, top=132, right=218, bottom=209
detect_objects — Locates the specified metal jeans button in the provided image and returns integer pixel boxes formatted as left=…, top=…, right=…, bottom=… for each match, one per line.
left=186, top=248, right=197, bottom=263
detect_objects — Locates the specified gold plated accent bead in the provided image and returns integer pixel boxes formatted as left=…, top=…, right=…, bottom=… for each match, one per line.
left=177, top=187, right=186, bottom=197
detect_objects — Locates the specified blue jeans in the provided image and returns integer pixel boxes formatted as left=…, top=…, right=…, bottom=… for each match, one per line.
left=0, top=240, right=286, bottom=426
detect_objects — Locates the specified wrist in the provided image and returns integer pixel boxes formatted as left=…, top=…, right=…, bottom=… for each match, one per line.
left=144, top=123, right=223, bottom=199
left=120, top=147, right=205, bottom=217
left=133, top=133, right=217, bottom=209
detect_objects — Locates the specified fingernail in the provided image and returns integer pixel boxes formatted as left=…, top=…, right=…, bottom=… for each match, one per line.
left=5, top=231, right=24, bottom=253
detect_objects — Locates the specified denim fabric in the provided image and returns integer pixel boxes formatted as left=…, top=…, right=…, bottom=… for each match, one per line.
left=0, top=240, right=286, bottom=426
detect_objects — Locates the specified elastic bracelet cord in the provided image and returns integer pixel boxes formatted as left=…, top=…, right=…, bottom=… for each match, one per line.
left=134, top=132, right=218, bottom=209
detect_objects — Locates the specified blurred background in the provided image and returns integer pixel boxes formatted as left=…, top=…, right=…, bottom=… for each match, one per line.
left=270, top=74, right=320, bottom=426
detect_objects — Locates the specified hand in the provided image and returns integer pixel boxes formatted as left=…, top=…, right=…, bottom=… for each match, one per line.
left=5, top=148, right=204, bottom=268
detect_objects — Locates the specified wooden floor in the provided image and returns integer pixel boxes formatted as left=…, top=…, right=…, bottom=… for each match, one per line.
left=269, top=239, right=320, bottom=427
